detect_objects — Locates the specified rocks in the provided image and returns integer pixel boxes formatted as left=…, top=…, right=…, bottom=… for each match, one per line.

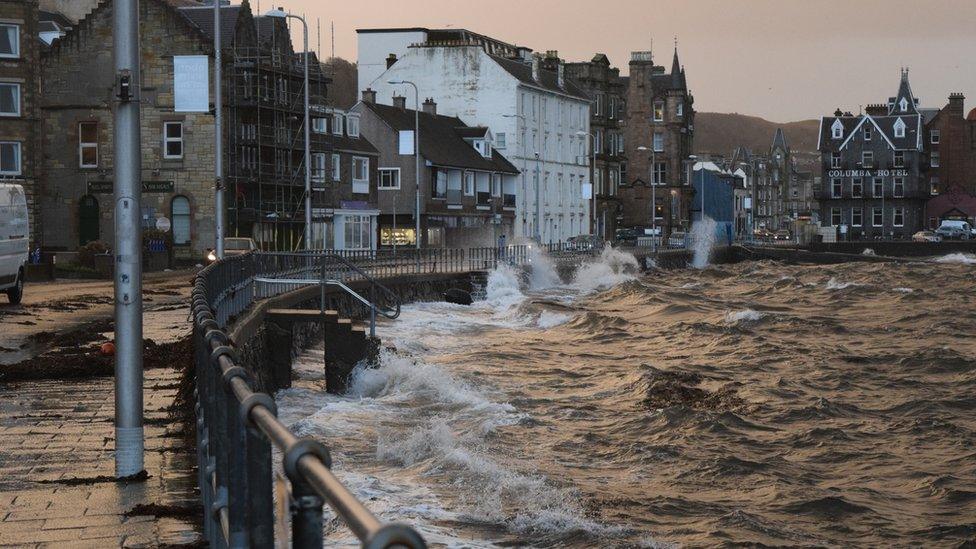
left=443, top=288, right=473, bottom=305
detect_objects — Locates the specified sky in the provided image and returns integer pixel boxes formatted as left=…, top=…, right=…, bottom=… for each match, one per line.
left=273, top=0, right=976, bottom=122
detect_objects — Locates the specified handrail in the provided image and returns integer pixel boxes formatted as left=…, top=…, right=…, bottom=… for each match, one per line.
left=191, top=255, right=426, bottom=548
left=253, top=277, right=395, bottom=337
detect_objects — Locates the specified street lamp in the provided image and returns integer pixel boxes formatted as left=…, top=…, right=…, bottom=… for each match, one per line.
left=265, top=9, right=311, bottom=249
left=576, top=131, right=597, bottom=237
left=637, top=145, right=657, bottom=244
left=387, top=80, right=421, bottom=250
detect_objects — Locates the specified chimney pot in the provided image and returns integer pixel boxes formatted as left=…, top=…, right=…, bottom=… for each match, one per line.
left=422, top=97, right=437, bottom=116
left=361, top=88, right=376, bottom=104
left=392, top=95, right=407, bottom=110
left=386, top=53, right=398, bottom=69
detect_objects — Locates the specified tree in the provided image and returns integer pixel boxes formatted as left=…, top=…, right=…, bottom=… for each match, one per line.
left=322, top=57, right=358, bottom=110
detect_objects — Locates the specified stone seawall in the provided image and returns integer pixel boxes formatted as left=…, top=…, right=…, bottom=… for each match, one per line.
left=229, top=272, right=474, bottom=395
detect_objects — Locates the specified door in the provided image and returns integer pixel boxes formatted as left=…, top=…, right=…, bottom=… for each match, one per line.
left=79, top=195, right=100, bottom=246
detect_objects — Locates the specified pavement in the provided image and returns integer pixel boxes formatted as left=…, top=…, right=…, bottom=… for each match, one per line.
left=0, top=271, right=202, bottom=547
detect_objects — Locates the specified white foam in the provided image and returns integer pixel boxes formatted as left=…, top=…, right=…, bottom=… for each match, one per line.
left=934, top=253, right=976, bottom=265
left=862, top=248, right=876, bottom=256
left=826, top=277, right=861, bottom=290
left=484, top=263, right=526, bottom=311
left=571, top=247, right=640, bottom=293
left=537, top=311, right=571, bottom=329
left=526, top=246, right=561, bottom=289
left=725, top=309, right=766, bottom=323
left=892, top=287, right=914, bottom=293
left=690, top=216, right=718, bottom=269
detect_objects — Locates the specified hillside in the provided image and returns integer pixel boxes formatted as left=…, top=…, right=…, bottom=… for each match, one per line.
left=694, top=112, right=820, bottom=157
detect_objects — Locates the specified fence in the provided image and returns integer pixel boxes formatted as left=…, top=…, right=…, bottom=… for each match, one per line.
left=190, top=244, right=604, bottom=547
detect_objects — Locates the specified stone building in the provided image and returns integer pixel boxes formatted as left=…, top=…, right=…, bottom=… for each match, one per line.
left=564, top=53, right=626, bottom=239
left=0, top=0, right=41, bottom=244
left=619, top=47, right=695, bottom=237
left=354, top=93, right=519, bottom=248
left=922, top=93, right=976, bottom=227
left=818, top=70, right=926, bottom=239
left=38, top=0, right=219, bottom=257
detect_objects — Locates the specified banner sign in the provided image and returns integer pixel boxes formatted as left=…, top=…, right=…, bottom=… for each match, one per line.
left=174, top=55, right=210, bottom=113
left=88, top=181, right=174, bottom=194
left=827, top=169, right=909, bottom=178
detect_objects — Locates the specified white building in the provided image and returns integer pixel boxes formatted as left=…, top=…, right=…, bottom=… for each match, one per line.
left=357, top=28, right=593, bottom=243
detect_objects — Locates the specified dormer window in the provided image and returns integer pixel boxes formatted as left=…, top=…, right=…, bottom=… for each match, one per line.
left=893, top=118, right=906, bottom=138
left=346, top=115, right=360, bottom=138
left=864, top=125, right=872, bottom=141
left=332, top=114, right=344, bottom=136
left=831, top=119, right=844, bottom=139
left=899, top=98, right=909, bottom=112
left=473, top=139, right=491, bottom=159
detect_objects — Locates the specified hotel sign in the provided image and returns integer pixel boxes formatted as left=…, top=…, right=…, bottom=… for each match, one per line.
left=88, top=180, right=175, bottom=194
left=827, top=169, right=909, bottom=178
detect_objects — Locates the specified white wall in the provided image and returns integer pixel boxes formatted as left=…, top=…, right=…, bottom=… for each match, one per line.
left=357, top=30, right=429, bottom=100
left=363, top=44, right=591, bottom=242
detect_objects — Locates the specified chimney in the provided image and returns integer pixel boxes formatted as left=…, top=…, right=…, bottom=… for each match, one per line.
left=949, top=93, right=965, bottom=116
left=386, top=53, right=398, bottom=69
left=557, top=62, right=565, bottom=89
left=392, top=95, right=407, bottom=110
left=531, top=54, right=541, bottom=82
left=361, top=88, right=376, bottom=104
left=865, top=104, right=886, bottom=116
left=422, top=97, right=437, bottom=116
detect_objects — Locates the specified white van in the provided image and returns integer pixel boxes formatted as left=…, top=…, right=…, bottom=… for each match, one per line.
left=0, top=183, right=29, bottom=304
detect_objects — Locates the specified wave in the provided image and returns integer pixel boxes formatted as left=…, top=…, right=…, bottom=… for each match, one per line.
left=725, top=309, right=766, bottom=324
left=933, top=253, right=976, bottom=265
left=571, top=247, right=640, bottom=293
left=537, top=310, right=571, bottom=329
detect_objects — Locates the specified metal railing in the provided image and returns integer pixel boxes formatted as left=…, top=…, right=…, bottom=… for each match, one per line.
left=192, top=254, right=425, bottom=548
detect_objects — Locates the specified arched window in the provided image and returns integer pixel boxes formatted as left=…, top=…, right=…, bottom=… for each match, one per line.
left=171, top=195, right=190, bottom=245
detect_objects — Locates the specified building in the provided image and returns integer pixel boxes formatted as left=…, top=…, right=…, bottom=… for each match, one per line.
left=619, top=47, right=695, bottom=238
left=0, top=0, right=41, bottom=245
left=818, top=70, right=927, bottom=239
left=356, top=27, right=592, bottom=243
left=564, top=53, right=626, bottom=239
left=177, top=1, right=332, bottom=251
left=354, top=92, right=519, bottom=248
left=922, top=93, right=976, bottom=227
left=37, top=0, right=220, bottom=257
left=690, top=160, right=738, bottom=240
left=309, top=106, right=380, bottom=250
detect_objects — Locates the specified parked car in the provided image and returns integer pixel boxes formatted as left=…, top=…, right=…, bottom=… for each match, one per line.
left=614, top=228, right=640, bottom=245
left=668, top=231, right=688, bottom=249
left=773, top=230, right=792, bottom=241
left=912, top=230, right=942, bottom=243
left=567, top=234, right=604, bottom=250
left=206, top=237, right=257, bottom=262
left=935, top=220, right=972, bottom=240
left=0, top=183, right=29, bottom=304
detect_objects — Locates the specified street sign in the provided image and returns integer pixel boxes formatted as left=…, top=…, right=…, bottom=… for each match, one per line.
left=88, top=180, right=174, bottom=194
left=155, top=217, right=171, bottom=232
left=173, top=55, right=210, bottom=113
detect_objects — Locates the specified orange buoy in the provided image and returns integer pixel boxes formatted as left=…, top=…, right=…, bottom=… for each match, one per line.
left=100, top=342, right=116, bottom=356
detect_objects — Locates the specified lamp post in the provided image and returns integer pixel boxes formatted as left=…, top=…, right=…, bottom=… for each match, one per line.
left=388, top=80, right=421, bottom=249
left=576, top=131, right=597, bottom=237
left=265, top=9, right=311, bottom=249
left=213, top=0, right=224, bottom=258
left=637, top=146, right=658, bottom=245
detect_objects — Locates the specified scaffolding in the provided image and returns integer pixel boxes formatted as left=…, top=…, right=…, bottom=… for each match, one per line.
left=225, top=37, right=331, bottom=251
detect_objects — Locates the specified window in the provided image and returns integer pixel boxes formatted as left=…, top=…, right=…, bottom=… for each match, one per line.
left=492, top=173, right=502, bottom=197
left=79, top=122, right=98, bottom=168
left=852, top=178, right=862, bottom=198
left=873, top=207, right=883, bottom=227
left=931, top=152, right=940, bottom=168
left=0, top=24, right=19, bottom=58
left=0, top=83, right=19, bottom=116
left=832, top=119, right=844, bottom=139
left=352, top=157, right=369, bottom=193
left=343, top=215, right=372, bottom=250
left=476, top=172, right=490, bottom=205
left=432, top=169, right=448, bottom=199
left=893, top=207, right=904, bottom=227
left=873, top=177, right=883, bottom=197
left=930, top=129, right=940, bottom=144
left=831, top=152, right=841, bottom=169
left=931, top=176, right=940, bottom=195
left=893, top=151, right=904, bottom=167
left=653, top=132, right=664, bottom=152
left=831, top=178, right=842, bottom=198
left=171, top=196, right=191, bottom=245
left=677, top=102, right=683, bottom=117
left=496, top=132, right=506, bottom=149
left=653, top=162, right=666, bottom=185
left=864, top=125, right=872, bottom=141
left=332, top=114, right=344, bottom=136
left=653, top=101, right=664, bottom=121
left=378, top=168, right=400, bottom=190
left=0, top=141, right=21, bottom=175
left=331, top=153, right=340, bottom=181
left=312, top=153, right=327, bottom=183
left=163, top=121, right=183, bottom=159
left=894, top=118, right=906, bottom=138
left=900, top=98, right=909, bottom=112
left=893, top=177, right=904, bottom=198
left=861, top=151, right=874, bottom=167
left=346, top=115, right=360, bottom=138
left=464, top=171, right=475, bottom=196
left=830, top=207, right=841, bottom=226
left=594, top=93, right=603, bottom=116
left=312, top=117, right=327, bottom=134
left=851, top=208, right=863, bottom=227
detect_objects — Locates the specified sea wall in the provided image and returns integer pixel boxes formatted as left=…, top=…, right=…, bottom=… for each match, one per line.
left=808, top=240, right=976, bottom=257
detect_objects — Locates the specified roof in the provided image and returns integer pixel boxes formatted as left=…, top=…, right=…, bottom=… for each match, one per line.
left=454, top=127, right=490, bottom=139
left=489, top=54, right=589, bottom=101
left=359, top=102, right=519, bottom=174
left=38, top=10, right=73, bottom=29
left=332, top=133, right=379, bottom=156
left=772, top=128, right=789, bottom=151
left=889, top=69, right=919, bottom=115
left=818, top=113, right=921, bottom=152
left=177, top=4, right=242, bottom=48
left=968, top=108, right=976, bottom=122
